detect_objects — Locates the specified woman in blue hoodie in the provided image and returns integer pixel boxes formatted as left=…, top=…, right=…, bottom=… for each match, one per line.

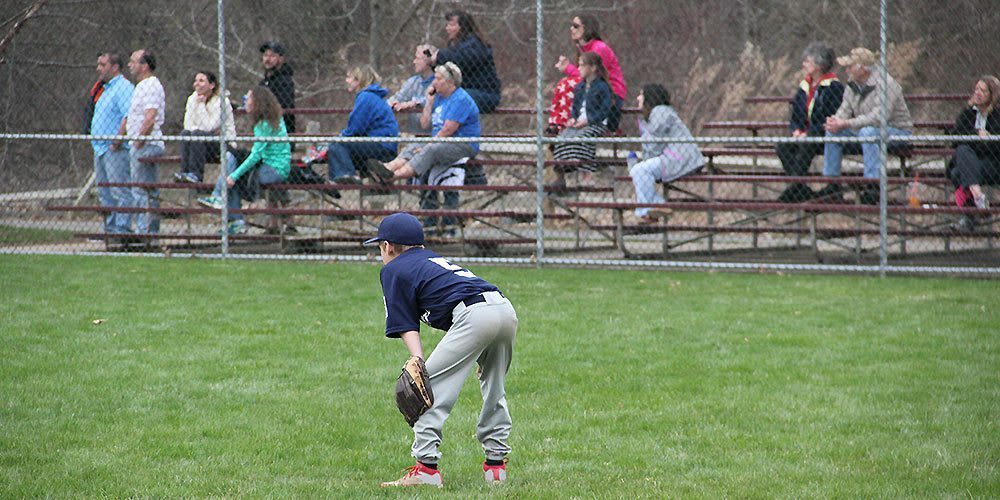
left=327, top=65, right=400, bottom=184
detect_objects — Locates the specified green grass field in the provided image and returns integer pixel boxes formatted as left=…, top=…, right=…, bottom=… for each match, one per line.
left=1, top=255, right=997, bottom=497
left=0, top=225, right=76, bottom=245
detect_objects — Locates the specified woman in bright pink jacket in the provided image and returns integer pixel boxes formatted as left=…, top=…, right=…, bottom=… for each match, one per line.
left=556, top=14, right=628, bottom=131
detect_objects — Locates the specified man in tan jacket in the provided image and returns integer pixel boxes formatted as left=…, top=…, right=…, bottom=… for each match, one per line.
left=821, top=47, right=912, bottom=204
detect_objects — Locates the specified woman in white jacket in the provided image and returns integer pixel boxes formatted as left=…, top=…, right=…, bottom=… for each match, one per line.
left=628, top=84, right=705, bottom=223
left=174, top=71, right=236, bottom=183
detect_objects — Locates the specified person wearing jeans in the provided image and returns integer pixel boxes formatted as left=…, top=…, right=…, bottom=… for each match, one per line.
left=326, top=66, right=398, bottom=183
left=129, top=144, right=165, bottom=234
left=119, top=49, right=166, bottom=235
left=94, top=149, right=133, bottom=233
left=823, top=125, right=912, bottom=179
left=820, top=47, right=912, bottom=204
left=89, top=52, right=134, bottom=234
left=202, top=153, right=285, bottom=230
left=197, top=85, right=290, bottom=235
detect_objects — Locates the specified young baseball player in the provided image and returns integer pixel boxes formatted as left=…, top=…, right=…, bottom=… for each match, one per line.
left=365, top=212, right=517, bottom=488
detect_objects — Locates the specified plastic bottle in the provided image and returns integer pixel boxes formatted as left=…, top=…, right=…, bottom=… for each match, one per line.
left=907, top=173, right=922, bottom=208
left=626, top=151, right=639, bottom=168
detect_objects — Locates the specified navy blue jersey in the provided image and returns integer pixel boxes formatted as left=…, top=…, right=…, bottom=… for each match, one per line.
left=380, top=248, right=499, bottom=337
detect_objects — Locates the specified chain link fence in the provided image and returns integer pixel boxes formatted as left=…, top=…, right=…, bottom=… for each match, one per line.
left=1, top=0, right=998, bottom=275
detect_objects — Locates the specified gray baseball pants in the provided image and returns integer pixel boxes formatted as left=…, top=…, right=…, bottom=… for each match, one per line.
left=412, top=291, right=517, bottom=464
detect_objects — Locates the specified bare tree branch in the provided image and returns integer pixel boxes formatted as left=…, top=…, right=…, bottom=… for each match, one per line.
left=378, top=0, right=432, bottom=60
left=161, top=9, right=260, bottom=80
left=0, top=0, right=49, bottom=66
left=32, top=12, right=100, bottom=28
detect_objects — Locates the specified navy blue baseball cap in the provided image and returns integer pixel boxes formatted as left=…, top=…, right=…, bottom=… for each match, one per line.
left=363, top=212, right=425, bottom=245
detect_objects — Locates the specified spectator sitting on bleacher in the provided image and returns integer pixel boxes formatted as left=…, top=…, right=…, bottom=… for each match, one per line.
left=776, top=42, right=844, bottom=203
left=259, top=41, right=295, bottom=135
left=388, top=44, right=436, bottom=134
left=551, top=51, right=612, bottom=193
left=174, top=71, right=236, bottom=184
left=948, top=75, right=1000, bottom=230
left=820, top=47, right=913, bottom=205
left=627, top=84, right=705, bottom=224
left=429, top=10, right=501, bottom=113
left=366, top=62, right=482, bottom=229
left=326, top=65, right=399, bottom=185
left=556, top=14, right=627, bottom=132
left=197, top=86, right=291, bottom=235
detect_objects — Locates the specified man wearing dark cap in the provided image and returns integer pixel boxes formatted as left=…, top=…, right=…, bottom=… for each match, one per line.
left=365, top=212, right=517, bottom=488
left=259, top=40, right=295, bottom=134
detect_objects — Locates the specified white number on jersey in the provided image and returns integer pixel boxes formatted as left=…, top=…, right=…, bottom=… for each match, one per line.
left=428, top=257, right=477, bottom=279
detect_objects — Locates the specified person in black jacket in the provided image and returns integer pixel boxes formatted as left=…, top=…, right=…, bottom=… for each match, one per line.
left=430, top=10, right=501, bottom=113
left=776, top=42, right=845, bottom=202
left=259, top=41, right=295, bottom=134
left=948, top=75, right=1000, bottom=229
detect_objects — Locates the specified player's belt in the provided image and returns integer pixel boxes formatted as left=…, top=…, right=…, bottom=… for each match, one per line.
left=461, top=291, right=504, bottom=308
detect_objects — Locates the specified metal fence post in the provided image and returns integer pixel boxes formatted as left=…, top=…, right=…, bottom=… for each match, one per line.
left=218, top=0, right=229, bottom=256
left=878, top=0, right=889, bottom=277
left=534, top=0, right=545, bottom=268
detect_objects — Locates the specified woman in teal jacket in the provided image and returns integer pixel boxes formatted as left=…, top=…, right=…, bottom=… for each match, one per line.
left=198, top=85, right=290, bottom=234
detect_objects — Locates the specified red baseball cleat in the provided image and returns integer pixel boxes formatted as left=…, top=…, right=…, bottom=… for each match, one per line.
left=483, top=461, right=507, bottom=483
left=380, top=463, right=443, bottom=488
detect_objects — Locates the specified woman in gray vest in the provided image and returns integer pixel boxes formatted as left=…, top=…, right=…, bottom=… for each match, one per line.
left=627, top=84, right=705, bottom=224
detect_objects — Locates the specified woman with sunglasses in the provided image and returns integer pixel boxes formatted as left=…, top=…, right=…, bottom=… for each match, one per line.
left=555, top=15, right=627, bottom=131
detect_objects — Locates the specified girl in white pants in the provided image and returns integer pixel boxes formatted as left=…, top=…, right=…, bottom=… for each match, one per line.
left=628, top=84, right=705, bottom=223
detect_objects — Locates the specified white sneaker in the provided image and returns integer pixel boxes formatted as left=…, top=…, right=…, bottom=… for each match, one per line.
left=380, top=463, right=443, bottom=488
left=484, top=461, right=507, bottom=483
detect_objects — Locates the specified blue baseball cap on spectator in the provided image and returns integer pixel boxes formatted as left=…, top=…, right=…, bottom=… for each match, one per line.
left=364, top=212, right=425, bottom=245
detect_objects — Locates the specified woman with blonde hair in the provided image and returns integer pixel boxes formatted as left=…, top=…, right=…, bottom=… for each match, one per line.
left=326, top=65, right=399, bottom=184
left=198, top=85, right=291, bottom=235
left=949, top=75, right=1000, bottom=229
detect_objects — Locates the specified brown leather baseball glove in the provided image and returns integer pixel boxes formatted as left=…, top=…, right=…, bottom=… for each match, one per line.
left=394, top=356, right=434, bottom=427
